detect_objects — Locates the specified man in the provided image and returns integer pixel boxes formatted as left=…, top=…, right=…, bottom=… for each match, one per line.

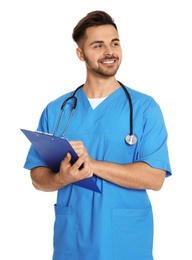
left=23, top=10, right=172, bottom=260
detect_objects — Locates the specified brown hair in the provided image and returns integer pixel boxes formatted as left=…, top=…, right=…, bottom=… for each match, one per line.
left=72, top=10, right=118, bottom=44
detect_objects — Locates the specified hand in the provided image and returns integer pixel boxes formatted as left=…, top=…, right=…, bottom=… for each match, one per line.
left=69, top=140, right=89, bottom=157
left=58, top=141, right=94, bottom=186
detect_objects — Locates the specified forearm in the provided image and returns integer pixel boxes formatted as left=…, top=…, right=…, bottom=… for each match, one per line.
left=91, top=160, right=166, bottom=191
left=30, top=153, right=93, bottom=192
left=30, top=159, right=166, bottom=192
left=69, top=141, right=166, bottom=191
left=30, top=167, right=65, bottom=192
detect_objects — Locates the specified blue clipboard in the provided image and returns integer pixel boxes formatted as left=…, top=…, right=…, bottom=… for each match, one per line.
left=21, top=129, right=101, bottom=193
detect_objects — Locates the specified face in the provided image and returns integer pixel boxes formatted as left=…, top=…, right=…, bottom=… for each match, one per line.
left=76, top=25, right=122, bottom=77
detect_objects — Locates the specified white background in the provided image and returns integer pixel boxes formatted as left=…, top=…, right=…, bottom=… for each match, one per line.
left=0, top=0, right=191, bottom=259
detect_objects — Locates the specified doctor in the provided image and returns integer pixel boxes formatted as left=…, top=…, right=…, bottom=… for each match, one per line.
left=24, top=10, right=172, bottom=260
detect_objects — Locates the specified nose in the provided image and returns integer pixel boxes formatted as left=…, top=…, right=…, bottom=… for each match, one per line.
left=103, top=46, right=113, bottom=56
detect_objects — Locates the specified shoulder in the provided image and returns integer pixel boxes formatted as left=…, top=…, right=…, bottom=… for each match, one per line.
left=124, top=85, right=164, bottom=119
left=46, top=91, right=74, bottom=110
left=125, top=86, right=158, bottom=108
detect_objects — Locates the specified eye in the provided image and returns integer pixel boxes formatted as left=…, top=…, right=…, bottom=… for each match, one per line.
left=93, top=43, right=103, bottom=49
left=112, top=42, right=120, bottom=47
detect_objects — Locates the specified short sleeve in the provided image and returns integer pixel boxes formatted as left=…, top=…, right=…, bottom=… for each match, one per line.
left=136, top=100, right=171, bottom=177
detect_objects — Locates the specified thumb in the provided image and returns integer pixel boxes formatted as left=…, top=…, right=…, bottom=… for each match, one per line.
left=61, top=152, right=72, bottom=167
left=65, top=152, right=72, bottom=162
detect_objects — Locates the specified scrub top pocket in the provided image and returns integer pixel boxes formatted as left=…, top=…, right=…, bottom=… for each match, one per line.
left=112, top=207, right=154, bottom=260
left=53, top=204, right=75, bottom=259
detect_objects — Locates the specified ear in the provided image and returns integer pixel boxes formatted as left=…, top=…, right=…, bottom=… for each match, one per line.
left=76, top=48, right=85, bottom=61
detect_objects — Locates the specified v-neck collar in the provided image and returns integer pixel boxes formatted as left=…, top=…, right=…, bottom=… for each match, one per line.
left=76, top=86, right=125, bottom=113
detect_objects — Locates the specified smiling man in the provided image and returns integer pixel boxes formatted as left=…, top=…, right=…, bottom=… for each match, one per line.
left=23, top=10, right=172, bottom=260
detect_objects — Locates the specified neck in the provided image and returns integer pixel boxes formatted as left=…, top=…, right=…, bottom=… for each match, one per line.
left=83, top=78, right=120, bottom=98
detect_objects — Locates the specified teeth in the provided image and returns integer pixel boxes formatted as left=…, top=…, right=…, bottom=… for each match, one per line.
left=103, top=60, right=114, bottom=64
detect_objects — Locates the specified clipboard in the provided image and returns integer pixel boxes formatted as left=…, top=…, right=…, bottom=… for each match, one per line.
left=21, top=129, right=101, bottom=193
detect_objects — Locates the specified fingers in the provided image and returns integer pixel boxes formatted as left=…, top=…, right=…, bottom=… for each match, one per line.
left=59, top=153, right=72, bottom=173
left=73, top=153, right=86, bottom=170
left=63, top=152, right=72, bottom=164
left=69, top=153, right=93, bottom=179
left=60, top=152, right=92, bottom=183
left=69, top=141, right=85, bottom=157
left=62, top=141, right=93, bottom=181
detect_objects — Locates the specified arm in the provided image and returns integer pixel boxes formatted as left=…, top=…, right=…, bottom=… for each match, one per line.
left=30, top=152, right=93, bottom=192
left=91, top=160, right=166, bottom=191
left=30, top=140, right=166, bottom=192
left=70, top=141, right=166, bottom=191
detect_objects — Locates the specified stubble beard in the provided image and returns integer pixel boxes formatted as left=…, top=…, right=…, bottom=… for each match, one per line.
left=84, top=56, right=121, bottom=77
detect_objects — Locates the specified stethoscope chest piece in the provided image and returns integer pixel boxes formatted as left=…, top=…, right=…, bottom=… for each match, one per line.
left=125, top=134, right=137, bottom=145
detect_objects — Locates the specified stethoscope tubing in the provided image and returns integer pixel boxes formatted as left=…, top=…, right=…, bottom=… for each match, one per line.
left=53, top=81, right=137, bottom=145
left=117, top=81, right=133, bottom=137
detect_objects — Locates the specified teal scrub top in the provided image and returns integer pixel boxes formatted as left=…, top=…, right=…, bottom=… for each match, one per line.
left=24, top=86, right=172, bottom=260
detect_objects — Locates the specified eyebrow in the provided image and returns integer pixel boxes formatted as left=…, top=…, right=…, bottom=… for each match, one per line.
left=90, top=38, right=120, bottom=46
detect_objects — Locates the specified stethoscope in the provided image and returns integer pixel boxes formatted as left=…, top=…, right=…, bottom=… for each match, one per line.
left=53, top=81, right=137, bottom=145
